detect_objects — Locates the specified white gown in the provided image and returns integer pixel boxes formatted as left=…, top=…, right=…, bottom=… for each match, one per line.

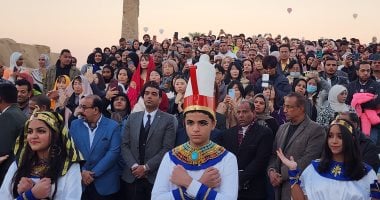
left=0, top=162, right=82, bottom=200
left=300, top=160, right=377, bottom=200
left=152, top=147, right=238, bottom=200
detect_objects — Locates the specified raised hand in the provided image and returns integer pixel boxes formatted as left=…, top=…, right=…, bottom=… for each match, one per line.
left=276, top=148, right=297, bottom=170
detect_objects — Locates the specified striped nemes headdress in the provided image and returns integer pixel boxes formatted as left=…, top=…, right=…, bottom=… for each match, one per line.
left=14, top=111, right=83, bottom=176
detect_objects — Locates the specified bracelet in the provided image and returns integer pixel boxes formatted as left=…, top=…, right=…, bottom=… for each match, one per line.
left=288, top=168, right=301, bottom=187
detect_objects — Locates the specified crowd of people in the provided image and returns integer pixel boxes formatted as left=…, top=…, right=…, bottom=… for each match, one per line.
left=1, top=32, right=380, bottom=199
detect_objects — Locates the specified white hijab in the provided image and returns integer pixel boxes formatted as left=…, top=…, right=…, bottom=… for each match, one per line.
left=328, top=84, right=350, bottom=113
left=9, top=52, right=22, bottom=70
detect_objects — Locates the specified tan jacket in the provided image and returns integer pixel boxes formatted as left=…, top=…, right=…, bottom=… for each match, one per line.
left=43, top=65, right=80, bottom=93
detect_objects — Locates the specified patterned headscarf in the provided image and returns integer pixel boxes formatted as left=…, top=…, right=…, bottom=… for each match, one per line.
left=253, top=93, right=274, bottom=120
left=13, top=111, right=83, bottom=176
left=39, top=54, right=50, bottom=68
left=50, top=75, right=72, bottom=110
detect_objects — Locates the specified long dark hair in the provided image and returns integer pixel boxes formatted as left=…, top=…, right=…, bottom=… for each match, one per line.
left=12, top=113, right=67, bottom=198
left=224, top=61, right=243, bottom=84
left=318, top=120, right=366, bottom=180
left=227, top=80, right=244, bottom=99
left=116, top=67, right=133, bottom=87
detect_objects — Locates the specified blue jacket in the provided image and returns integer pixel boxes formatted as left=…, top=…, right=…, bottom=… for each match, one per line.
left=70, top=116, right=121, bottom=195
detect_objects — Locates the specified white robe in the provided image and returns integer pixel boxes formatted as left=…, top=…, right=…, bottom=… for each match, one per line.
left=152, top=151, right=238, bottom=200
left=0, top=162, right=82, bottom=200
left=300, top=163, right=377, bottom=200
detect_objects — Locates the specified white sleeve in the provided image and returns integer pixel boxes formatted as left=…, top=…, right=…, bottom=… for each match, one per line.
left=58, top=163, right=82, bottom=200
left=186, top=153, right=239, bottom=200
left=300, top=164, right=313, bottom=195
left=216, top=153, right=239, bottom=200
left=151, top=153, right=175, bottom=200
left=0, top=162, right=17, bottom=200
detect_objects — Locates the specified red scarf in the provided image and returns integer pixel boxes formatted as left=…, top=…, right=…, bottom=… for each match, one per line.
left=128, top=55, right=155, bottom=108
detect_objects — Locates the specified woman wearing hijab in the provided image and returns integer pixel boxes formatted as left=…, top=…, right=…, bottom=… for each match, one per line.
left=61, top=75, right=93, bottom=128
left=50, top=75, right=71, bottom=111
left=317, top=85, right=353, bottom=127
left=4, top=52, right=29, bottom=83
left=81, top=50, right=105, bottom=75
left=252, top=93, right=279, bottom=135
left=31, top=54, right=50, bottom=92
left=0, top=111, right=83, bottom=199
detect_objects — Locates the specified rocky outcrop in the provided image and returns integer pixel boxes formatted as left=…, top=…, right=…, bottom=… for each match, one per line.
left=0, top=38, right=59, bottom=69
left=122, top=0, right=139, bottom=40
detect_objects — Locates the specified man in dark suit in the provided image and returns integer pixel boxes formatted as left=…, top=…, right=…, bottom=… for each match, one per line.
left=267, top=92, right=325, bottom=200
left=70, top=95, right=121, bottom=199
left=121, top=81, right=177, bottom=200
left=220, top=100, right=273, bottom=200
left=0, top=83, right=27, bottom=185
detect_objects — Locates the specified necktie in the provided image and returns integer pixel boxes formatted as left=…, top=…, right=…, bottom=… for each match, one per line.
left=238, top=128, right=244, bottom=146
left=145, top=114, right=151, bottom=133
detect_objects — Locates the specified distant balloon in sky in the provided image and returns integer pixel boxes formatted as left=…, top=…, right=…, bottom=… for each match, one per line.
left=143, top=27, right=148, bottom=32
left=287, top=8, right=292, bottom=14
left=353, top=13, right=358, bottom=19
left=159, top=29, right=164, bottom=34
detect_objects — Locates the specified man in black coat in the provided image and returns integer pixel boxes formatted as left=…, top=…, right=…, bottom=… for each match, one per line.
left=0, top=83, right=27, bottom=185
left=220, top=100, right=273, bottom=200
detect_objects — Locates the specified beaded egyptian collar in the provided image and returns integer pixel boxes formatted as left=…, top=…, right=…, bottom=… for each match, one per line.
left=30, top=159, right=49, bottom=178
left=170, top=141, right=227, bottom=170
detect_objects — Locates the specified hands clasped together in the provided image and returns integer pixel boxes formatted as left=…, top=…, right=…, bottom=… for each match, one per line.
left=17, top=177, right=52, bottom=199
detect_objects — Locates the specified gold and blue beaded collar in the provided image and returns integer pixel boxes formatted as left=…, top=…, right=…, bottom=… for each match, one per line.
left=169, top=141, right=227, bottom=170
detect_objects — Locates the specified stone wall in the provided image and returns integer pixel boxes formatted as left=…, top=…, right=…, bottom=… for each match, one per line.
left=121, top=0, right=139, bottom=40
left=0, top=38, right=59, bottom=69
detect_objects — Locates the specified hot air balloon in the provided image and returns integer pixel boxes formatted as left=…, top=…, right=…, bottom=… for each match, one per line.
left=353, top=13, right=358, bottom=19
left=159, top=29, right=164, bottom=34
left=287, top=8, right=292, bottom=14
left=143, top=27, right=148, bottom=33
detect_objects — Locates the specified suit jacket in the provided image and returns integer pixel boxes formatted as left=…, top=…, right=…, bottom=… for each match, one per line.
left=70, top=116, right=121, bottom=195
left=220, top=123, right=273, bottom=199
left=0, top=104, right=27, bottom=185
left=43, top=64, right=80, bottom=93
left=267, top=115, right=326, bottom=200
left=121, top=110, right=177, bottom=184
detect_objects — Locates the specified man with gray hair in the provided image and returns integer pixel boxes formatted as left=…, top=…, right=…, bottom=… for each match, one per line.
left=267, top=92, right=325, bottom=200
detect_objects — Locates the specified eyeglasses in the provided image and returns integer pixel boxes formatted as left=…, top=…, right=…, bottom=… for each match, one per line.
left=79, top=105, right=94, bottom=110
